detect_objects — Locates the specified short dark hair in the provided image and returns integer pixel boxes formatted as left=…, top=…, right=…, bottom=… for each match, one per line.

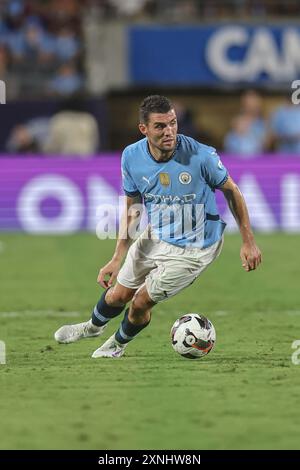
left=139, top=95, right=173, bottom=124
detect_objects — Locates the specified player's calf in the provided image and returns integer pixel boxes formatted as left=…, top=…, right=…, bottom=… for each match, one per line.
left=54, top=286, right=133, bottom=344
left=92, top=287, right=155, bottom=359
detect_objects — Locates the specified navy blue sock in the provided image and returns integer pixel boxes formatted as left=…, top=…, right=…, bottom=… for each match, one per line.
left=92, top=290, right=125, bottom=327
left=115, top=308, right=150, bottom=344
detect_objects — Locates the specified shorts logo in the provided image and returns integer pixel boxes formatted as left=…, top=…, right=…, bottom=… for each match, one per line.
left=159, top=173, right=170, bottom=186
left=218, top=159, right=224, bottom=170
left=179, top=172, right=192, bottom=184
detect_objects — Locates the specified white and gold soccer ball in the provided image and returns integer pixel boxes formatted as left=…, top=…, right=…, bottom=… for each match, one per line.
left=171, top=313, right=216, bottom=359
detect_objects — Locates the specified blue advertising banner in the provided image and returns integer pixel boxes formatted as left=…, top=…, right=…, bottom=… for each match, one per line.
left=129, top=25, right=300, bottom=85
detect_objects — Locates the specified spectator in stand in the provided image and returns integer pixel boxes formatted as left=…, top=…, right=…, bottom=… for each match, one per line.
left=43, top=95, right=99, bottom=156
left=269, top=98, right=300, bottom=155
left=47, top=62, right=83, bottom=96
left=49, top=0, right=82, bottom=22
left=0, top=44, right=19, bottom=98
left=0, top=0, right=84, bottom=98
left=0, top=44, right=8, bottom=75
left=6, top=117, right=50, bottom=154
left=240, top=90, right=266, bottom=139
left=224, top=114, right=266, bottom=157
left=173, top=101, right=198, bottom=139
left=224, top=90, right=267, bottom=157
left=2, top=1, right=26, bottom=63
left=22, top=18, right=56, bottom=64
left=55, top=25, right=80, bottom=62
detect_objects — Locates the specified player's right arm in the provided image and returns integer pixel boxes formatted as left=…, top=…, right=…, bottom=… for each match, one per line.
left=97, top=194, right=142, bottom=288
left=202, top=145, right=261, bottom=271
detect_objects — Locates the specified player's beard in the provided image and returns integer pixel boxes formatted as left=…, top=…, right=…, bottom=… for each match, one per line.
left=158, top=137, right=176, bottom=153
left=147, top=134, right=177, bottom=161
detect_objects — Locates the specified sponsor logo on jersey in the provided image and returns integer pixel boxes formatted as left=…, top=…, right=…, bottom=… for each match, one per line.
left=144, top=193, right=196, bottom=204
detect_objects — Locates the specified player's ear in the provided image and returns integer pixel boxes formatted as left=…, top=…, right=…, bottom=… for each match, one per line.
left=139, top=123, right=147, bottom=136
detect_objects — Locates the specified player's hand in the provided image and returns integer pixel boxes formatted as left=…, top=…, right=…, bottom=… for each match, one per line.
left=97, top=259, right=121, bottom=288
left=240, top=242, right=262, bottom=272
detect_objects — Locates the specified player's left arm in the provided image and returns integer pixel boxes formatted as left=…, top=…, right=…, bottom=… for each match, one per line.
left=218, top=176, right=262, bottom=272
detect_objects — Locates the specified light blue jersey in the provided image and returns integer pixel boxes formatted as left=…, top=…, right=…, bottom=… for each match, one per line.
left=121, top=134, right=228, bottom=248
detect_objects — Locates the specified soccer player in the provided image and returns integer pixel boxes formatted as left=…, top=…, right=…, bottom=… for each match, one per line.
left=54, top=95, right=262, bottom=358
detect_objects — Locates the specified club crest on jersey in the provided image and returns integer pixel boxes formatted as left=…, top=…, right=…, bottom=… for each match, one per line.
left=159, top=172, right=170, bottom=186
left=179, top=172, right=192, bottom=185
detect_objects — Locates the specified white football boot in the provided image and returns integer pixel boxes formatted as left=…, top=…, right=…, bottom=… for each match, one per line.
left=54, top=320, right=107, bottom=344
left=92, top=334, right=127, bottom=358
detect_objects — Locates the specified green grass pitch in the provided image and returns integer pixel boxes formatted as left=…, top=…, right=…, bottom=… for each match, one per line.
left=0, top=233, right=300, bottom=450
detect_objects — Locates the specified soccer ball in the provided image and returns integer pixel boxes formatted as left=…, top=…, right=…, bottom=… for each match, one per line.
left=171, top=313, right=216, bottom=359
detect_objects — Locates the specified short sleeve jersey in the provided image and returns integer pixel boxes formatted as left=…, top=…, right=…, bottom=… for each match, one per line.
left=121, top=134, right=228, bottom=248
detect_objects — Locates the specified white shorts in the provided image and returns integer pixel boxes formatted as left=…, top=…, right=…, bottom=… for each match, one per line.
left=117, top=230, right=224, bottom=304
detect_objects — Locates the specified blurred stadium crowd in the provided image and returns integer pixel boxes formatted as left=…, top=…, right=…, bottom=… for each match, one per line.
left=0, top=0, right=84, bottom=97
left=73, top=0, right=300, bottom=21
left=5, top=90, right=300, bottom=157
left=1, top=0, right=300, bottom=156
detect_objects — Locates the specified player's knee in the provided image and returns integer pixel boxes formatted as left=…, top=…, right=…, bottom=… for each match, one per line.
left=106, top=285, right=135, bottom=306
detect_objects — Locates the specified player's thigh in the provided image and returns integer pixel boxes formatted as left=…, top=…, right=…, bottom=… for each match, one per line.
left=145, top=237, right=224, bottom=303
left=145, top=261, right=198, bottom=303
left=117, top=235, right=156, bottom=290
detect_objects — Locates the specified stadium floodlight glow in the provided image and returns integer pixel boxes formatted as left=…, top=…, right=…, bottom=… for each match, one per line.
left=0, top=81, right=6, bottom=104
